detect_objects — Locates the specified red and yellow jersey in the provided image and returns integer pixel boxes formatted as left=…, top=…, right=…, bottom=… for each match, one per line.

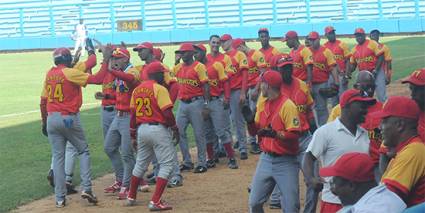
left=255, top=94, right=301, bottom=155
left=206, top=52, right=233, bottom=75
left=419, top=112, right=425, bottom=141
left=247, top=49, right=267, bottom=87
left=225, top=49, right=249, bottom=89
left=382, top=136, right=425, bottom=206
left=323, top=40, right=350, bottom=73
left=135, top=61, right=176, bottom=86
left=130, top=80, right=173, bottom=126
left=205, top=60, right=228, bottom=97
left=290, top=45, right=313, bottom=81
left=115, top=67, right=140, bottom=111
left=172, top=61, right=208, bottom=100
left=327, top=102, right=384, bottom=163
left=41, top=65, right=92, bottom=114
left=350, top=39, right=384, bottom=72
left=259, top=46, right=281, bottom=67
left=310, top=46, right=336, bottom=83
left=280, top=77, right=314, bottom=132
left=378, top=43, right=392, bottom=74
left=102, top=72, right=116, bottom=106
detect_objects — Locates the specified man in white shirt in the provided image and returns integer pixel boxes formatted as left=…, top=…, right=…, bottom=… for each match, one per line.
left=73, top=19, right=87, bottom=56
left=302, top=89, right=375, bottom=213
left=319, top=152, right=406, bottom=213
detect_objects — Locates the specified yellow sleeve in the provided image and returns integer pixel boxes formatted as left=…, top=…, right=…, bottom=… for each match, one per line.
left=272, top=47, right=281, bottom=56
left=62, top=68, right=89, bottom=87
left=301, top=48, right=313, bottom=65
left=369, top=40, right=384, bottom=56
left=237, top=51, right=249, bottom=69
left=171, top=63, right=182, bottom=77
left=213, top=61, right=228, bottom=81
left=254, top=51, right=267, bottom=68
left=73, top=62, right=88, bottom=72
left=223, top=55, right=236, bottom=74
left=154, top=84, right=173, bottom=110
left=324, top=49, right=337, bottom=66
left=195, top=63, right=209, bottom=83
left=383, top=45, right=392, bottom=61
left=349, top=47, right=356, bottom=64
left=254, top=96, right=266, bottom=124
left=300, top=80, right=314, bottom=105
left=279, top=99, right=301, bottom=131
left=328, top=104, right=341, bottom=123
left=382, top=143, right=425, bottom=194
left=339, top=42, right=351, bottom=58
left=127, top=67, right=141, bottom=81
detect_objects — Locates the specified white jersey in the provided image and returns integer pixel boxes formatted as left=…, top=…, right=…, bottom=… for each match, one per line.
left=75, top=24, right=87, bottom=38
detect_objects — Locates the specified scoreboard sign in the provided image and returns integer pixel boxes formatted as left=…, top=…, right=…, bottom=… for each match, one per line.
left=117, top=20, right=142, bottom=31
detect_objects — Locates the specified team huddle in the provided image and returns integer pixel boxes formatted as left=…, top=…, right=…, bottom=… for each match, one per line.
left=39, top=26, right=425, bottom=212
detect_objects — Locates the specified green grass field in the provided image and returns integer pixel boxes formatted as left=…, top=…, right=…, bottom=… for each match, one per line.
left=0, top=35, right=424, bottom=212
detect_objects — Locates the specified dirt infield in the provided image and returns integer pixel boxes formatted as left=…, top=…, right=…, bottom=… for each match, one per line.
left=12, top=81, right=409, bottom=213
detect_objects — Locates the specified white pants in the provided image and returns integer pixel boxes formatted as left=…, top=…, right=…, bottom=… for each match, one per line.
left=73, top=37, right=86, bottom=56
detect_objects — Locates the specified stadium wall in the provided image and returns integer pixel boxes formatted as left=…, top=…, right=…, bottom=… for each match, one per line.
left=0, top=0, right=424, bottom=50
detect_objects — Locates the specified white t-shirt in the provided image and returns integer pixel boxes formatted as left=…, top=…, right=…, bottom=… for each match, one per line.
left=337, top=184, right=406, bottom=213
left=307, top=118, right=370, bottom=204
left=75, top=23, right=86, bottom=38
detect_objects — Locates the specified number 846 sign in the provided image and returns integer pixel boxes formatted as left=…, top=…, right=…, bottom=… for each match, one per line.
left=117, top=20, right=142, bottom=32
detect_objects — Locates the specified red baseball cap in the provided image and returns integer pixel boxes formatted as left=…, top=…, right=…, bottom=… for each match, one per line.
left=307, top=31, right=320, bottom=40
left=340, top=89, right=376, bottom=108
left=324, top=26, right=335, bottom=34
left=282, top=31, right=298, bottom=41
left=175, top=42, right=195, bottom=53
left=402, top=68, right=425, bottom=86
left=133, top=42, right=153, bottom=51
left=145, top=61, right=166, bottom=75
left=354, top=28, right=365, bottom=34
left=261, top=70, right=282, bottom=87
left=220, top=34, right=233, bottom=41
left=152, top=48, right=163, bottom=60
left=371, top=96, right=420, bottom=120
left=112, top=47, right=130, bottom=59
left=270, top=53, right=293, bottom=68
left=320, top=152, right=375, bottom=182
left=194, top=43, right=207, bottom=52
left=232, top=38, right=245, bottom=49
left=258, top=28, right=269, bottom=34
left=53, top=47, right=71, bottom=58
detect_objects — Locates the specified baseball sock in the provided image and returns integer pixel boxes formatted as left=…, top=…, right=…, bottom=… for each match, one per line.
left=140, top=178, right=148, bottom=186
left=206, top=143, right=214, bottom=160
left=223, top=143, right=234, bottom=158
left=128, top=176, right=140, bottom=199
left=151, top=177, right=168, bottom=203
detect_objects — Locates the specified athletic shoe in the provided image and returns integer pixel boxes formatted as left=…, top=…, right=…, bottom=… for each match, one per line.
left=47, top=169, right=54, bottom=187
left=148, top=200, right=172, bottom=211
left=179, top=163, right=194, bottom=172
left=218, top=151, right=227, bottom=158
left=206, top=159, right=216, bottom=168
left=193, top=165, right=207, bottom=173
left=66, top=181, right=78, bottom=195
left=117, top=187, right=129, bottom=200
left=269, top=203, right=282, bottom=209
left=55, top=199, right=66, bottom=208
left=146, top=172, right=155, bottom=180
left=250, top=143, right=261, bottom=154
left=81, top=191, right=98, bottom=204
left=126, top=197, right=136, bottom=206
left=213, top=157, right=220, bottom=163
left=167, top=175, right=183, bottom=188
left=240, top=152, right=248, bottom=160
left=104, top=181, right=122, bottom=193
left=233, top=141, right=240, bottom=149
left=228, top=158, right=238, bottom=169
left=139, top=183, right=149, bottom=192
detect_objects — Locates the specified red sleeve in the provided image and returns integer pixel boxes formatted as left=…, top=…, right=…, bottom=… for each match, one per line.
left=247, top=122, right=259, bottom=136
left=130, top=108, right=137, bottom=139
left=84, top=54, right=97, bottom=70
left=168, top=81, right=179, bottom=104
left=111, top=70, right=136, bottom=83
left=241, top=68, right=248, bottom=92
left=223, top=80, right=231, bottom=101
left=40, top=97, right=47, bottom=124
left=87, top=63, right=108, bottom=84
left=163, top=108, right=176, bottom=127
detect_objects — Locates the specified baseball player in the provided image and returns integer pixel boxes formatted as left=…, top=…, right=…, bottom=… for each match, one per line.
left=307, top=31, right=340, bottom=126
left=258, top=28, right=281, bottom=66
left=303, top=89, right=375, bottom=213
left=370, top=29, right=392, bottom=85
left=72, top=19, right=87, bottom=56
left=401, top=68, right=425, bottom=141
left=172, top=43, right=210, bottom=173
left=347, top=28, right=386, bottom=102
left=283, top=31, right=314, bottom=85
left=193, top=43, right=238, bottom=169
left=233, top=38, right=267, bottom=154
left=372, top=96, right=425, bottom=207
left=244, top=70, right=302, bottom=213
left=132, top=42, right=182, bottom=187
left=102, top=47, right=139, bottom=199
left=46, top=39, right=98, bottom=194
left=268, top=54, right=319, bottom=212
left=39, top=45, right=110, bottom=207
left=324, top=26, right=351, bottom=105
left=220, top=34, right=250, bottom=160
left=125, top=61, right=178, bottom=211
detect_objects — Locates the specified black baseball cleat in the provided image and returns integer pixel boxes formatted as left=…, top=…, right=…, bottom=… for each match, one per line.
left=206, top=160, right=216, bottom=168
left=55, top=199, right=66, bottom=208
left=193, top=166, right=207, bottom=173
left=228, top=158, right=238, bottom=169
left=179, top=163, right=194, bottom=172
left=81, top=191, right=98, bottom=204
left=66, top=181, right=78, bottom=195
left=233, top=141, right=240, bottom=149
left=240, top=152, right=248, bottom=160
left=47, top=169, right=54, bottom=187
left=269, top=203, right=282, bottom=209
left=250, top=143, right=261, bottom=154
